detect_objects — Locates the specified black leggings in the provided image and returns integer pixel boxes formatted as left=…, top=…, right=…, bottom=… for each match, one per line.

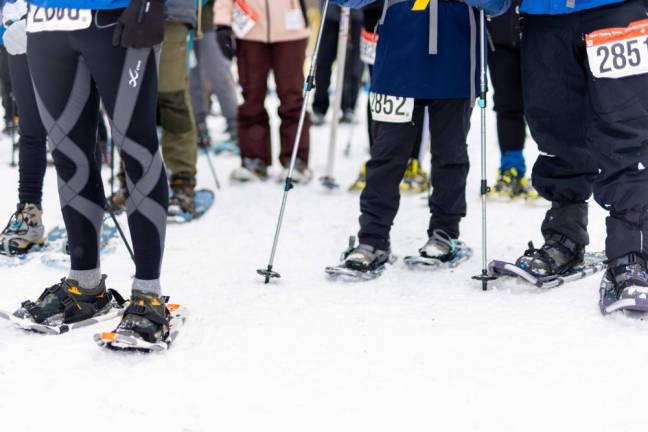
left=27, top=9, right=168, bottom=280
left=8, top=54, right=47, bottom=206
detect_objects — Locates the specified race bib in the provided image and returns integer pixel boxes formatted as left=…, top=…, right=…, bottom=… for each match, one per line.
left=285, top=9, right=304, bottom=32
left=232, top=0, right=258, bottom=38
left=369, top=92, right=414, bottom=123
left=26, top=6, right=91, bottom=33
left=360, top=29, right=378, bottom=65
left=586, top=18, right=648, bottom=79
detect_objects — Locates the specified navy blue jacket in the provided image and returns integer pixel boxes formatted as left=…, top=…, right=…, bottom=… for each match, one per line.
left=332, top=0, right=509, bottom=99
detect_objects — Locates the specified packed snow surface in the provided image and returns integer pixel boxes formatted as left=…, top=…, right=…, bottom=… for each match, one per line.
left=0, top=94, right=643, bottom=432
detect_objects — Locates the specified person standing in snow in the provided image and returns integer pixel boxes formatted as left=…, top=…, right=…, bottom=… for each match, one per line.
left=17, top=0, right=172, bottom=344
left=486, top=1, right=537, bottom=200
left=214, top=0, right=313, bottom=184
left=506, top=0, right=648, bottom=314
left=328, top=0, right=510, bottom=275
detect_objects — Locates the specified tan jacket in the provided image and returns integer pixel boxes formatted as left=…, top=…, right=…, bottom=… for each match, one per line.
left=214, top=0, right=310, bottom=43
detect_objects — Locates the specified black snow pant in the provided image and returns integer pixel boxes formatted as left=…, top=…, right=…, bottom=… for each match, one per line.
left=8, top=54, right=47, bottom=206
left=522, top=0, right=648, bottom=261
left=27, top=9, right=168, bottom=281
left=313, top=18, right=363, bottom=116
left=359, top=99, right=471, bottom=250
left=488, top=43, right=525, bottom=154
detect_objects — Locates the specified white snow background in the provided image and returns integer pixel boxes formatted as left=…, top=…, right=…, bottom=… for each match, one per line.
left=0, top=87, right=643, bottom=432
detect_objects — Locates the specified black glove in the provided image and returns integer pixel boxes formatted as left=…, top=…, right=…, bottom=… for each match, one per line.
left=216, top=25, right=236, bottom=60
left=113, top=0, right=165, bottom=48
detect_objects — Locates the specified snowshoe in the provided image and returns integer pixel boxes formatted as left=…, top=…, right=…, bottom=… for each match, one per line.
left=213, top=139, right=240, bottom=155
left=0, top=276, right=127, bottom=335
left=488, top=168, right=539, bottom=201
left=489, top=249, right=606, bottom=290
left=0, top=203, right=45, bottom=257
left=325, top=236, right=395, bottom=281
left=168, top=189, right=215, bottom=224
left=404, top=229, right=473, bottom=270
left=599, top=253, right=648, bottom=315
left=95, top=291, right=187, bottom=352
left=515, top=234, right=585, bottom=278
left=400, top=159, right=429, bottom=194
left=348, top=163, right=367, bottom=192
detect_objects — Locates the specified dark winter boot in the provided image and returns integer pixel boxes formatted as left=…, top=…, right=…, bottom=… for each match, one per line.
left=600, top=253, right=648, bottom=314
left=515, top=233, right=585, bottom=277
left=344, top=243, right=391, bottom=272
left=169, top=174, right=196, bottom=216
left=14, top=276, right=114, bottom=325
left=0, top=203, right=45, bottom=256
left=114, top=290, right=170, bottom=343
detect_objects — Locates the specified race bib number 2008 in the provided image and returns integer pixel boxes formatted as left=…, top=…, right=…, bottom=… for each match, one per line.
left=26, top=6, right=91, bottom=33
left=369, top=92, right=414, bottom=123
left=586, top=18, right=648, bottom=79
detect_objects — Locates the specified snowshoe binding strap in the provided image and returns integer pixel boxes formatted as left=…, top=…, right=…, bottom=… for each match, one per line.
left=519, top=234, right=583, bottom=276
left=607, top=253, right=648, bottom=294
left=20, top=276, right=113, bottom=324
left=420, top=229, right=466, bottom=261
left=118, top=292, right=170, bottom=343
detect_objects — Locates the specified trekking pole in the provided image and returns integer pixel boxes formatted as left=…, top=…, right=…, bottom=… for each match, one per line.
left=257, top=0, right=331, bottom=283
left=9, top=95, right=16, bottom=167
left=202, top=146, right=221, bottom=190
left=472, top=10, right=497, bottom=291
left=321, top=6, right=350, bottom=189
left=104, top=199, right=135, bottom=263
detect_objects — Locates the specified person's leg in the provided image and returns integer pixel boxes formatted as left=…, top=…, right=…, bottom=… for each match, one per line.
left=522, top=12, right=596, bottom=248
left=341, top=19, right=363, bottom=114
left=78, top=12, right=168, bottom=290
left=580, top=1, right=648, bottom=261
left=271, top=38, right=310, bottom=167
left=489, top=43, right=526, bottom=175
left=0, top=46, right=13, bottom=127
left=158, top=21, right=197, bottom=187
left=28, top=31, right=104, bottom=286
left=8, top=54, right=47, bottom=206
left=236, top=40, right=272, bottom=165
left=358, top=103, right=424, bottom=250
left=312, top=19, right=338, bottom=117
left=426, top=99, right=471, bottom=239
left=199, top=30, right=238, bottom=135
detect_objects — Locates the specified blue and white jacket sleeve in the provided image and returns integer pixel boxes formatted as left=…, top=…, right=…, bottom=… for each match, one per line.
left=331, top=0, right=511, bottom=17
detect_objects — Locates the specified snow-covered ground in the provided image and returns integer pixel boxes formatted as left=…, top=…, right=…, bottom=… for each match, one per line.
left=0, top=91, right=644, bottom=432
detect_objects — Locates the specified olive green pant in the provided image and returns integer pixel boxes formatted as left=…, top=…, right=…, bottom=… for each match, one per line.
left=159, top=21, right=197, bottom=185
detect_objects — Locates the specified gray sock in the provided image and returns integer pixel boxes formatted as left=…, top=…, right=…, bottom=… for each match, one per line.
left=68, top=268, right=102, bottom=290
left=132, top=278, right=161, bottom=295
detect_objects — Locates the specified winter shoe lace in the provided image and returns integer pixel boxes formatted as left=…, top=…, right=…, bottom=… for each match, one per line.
left=0, top=203, right=45, bottom=255
left=516, top=233, right=585, bottom=277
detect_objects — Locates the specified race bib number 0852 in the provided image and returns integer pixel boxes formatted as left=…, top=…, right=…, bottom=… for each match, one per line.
left=586, top=18, right=648, bottom=79
left=369, top=92, right=414, bottom=123
left=26, top=6, right=91, bottom=33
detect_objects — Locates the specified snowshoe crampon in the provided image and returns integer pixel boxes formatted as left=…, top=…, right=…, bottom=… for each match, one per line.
left=488, top=251, right=607, bottom=289
left=95, top=303, right=187, bottom=352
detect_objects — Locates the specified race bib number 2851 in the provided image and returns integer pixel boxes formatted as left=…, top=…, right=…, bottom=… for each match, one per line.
left=369, top=92, right=414, bottom=123
left=26, top=6, right=91, bottom=33
left=586, top=18, right=648, bottom=79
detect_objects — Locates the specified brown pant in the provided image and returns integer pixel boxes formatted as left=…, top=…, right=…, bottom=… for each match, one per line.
left=236, top=38, right=310, bottom=167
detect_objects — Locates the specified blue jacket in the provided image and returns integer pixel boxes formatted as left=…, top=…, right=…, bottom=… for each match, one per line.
left=520, top=0, right=625, bottom=14
left=27, top=0, right=129, bottom=9
left=332, top=0, right=509, bottom=100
